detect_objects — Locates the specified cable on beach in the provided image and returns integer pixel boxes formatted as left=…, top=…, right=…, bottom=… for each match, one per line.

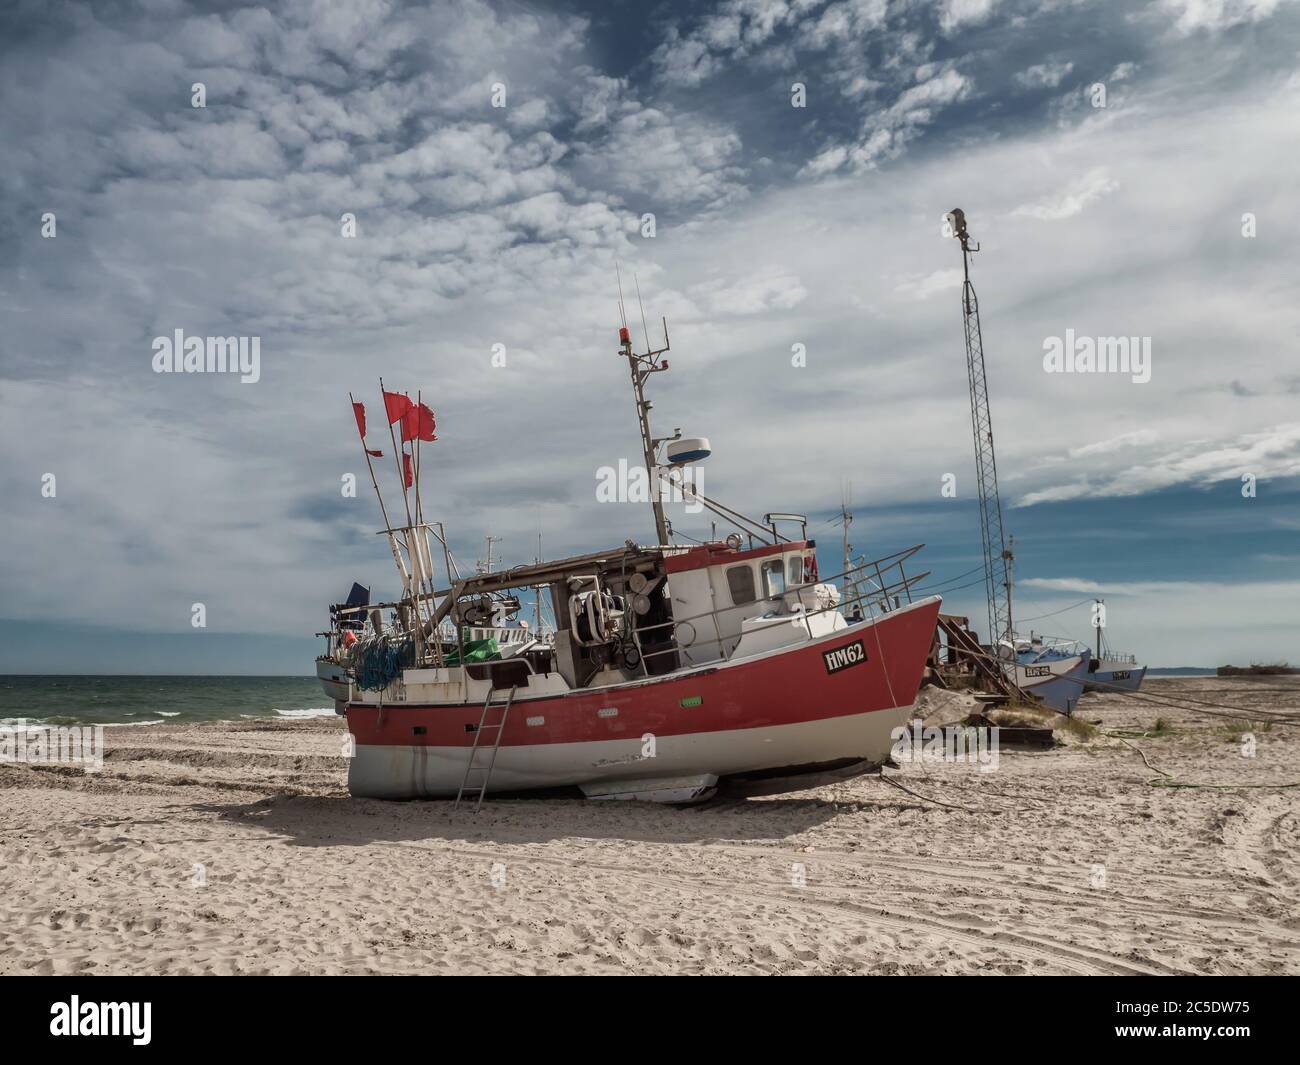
left=879, top=772, right=984, bottom=812
left=1112, top=735, right=1300, bottom=790
left=893, top=772, right=1056, bottom=810
left=1057, top=673, right=1300, bottom=727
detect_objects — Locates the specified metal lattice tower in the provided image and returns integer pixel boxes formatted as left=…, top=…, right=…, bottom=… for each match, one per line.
left=949, top=209, right=1014, bottom=648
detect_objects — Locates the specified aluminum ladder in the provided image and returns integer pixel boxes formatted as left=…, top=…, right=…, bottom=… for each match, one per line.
left=453, top=684, right=516, bottom=812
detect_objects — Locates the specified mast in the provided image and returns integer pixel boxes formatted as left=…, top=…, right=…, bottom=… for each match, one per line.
left=379, top=378, right=427, bottom=661
left=479, top=535, right=501, bottom=575
left=616, top=271, right=672, bottom=546
left=348, top=391, right=410, bottom=595
left=534, top=527, right=543, bottom=635
left=834, top=482, right=853, bottom=600
left=948, top=208, right=1014, bottom=649
left=1095, top=597, right=1103, bottom=660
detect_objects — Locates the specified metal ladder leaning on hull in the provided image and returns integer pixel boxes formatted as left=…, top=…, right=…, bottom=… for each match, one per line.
left=454, top=684, right=517, bottom=813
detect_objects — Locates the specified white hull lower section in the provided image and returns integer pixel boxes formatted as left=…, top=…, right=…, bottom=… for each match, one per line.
left=348, top=705, right=908, bottom=801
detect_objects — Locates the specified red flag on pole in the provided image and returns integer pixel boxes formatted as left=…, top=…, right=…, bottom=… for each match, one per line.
left=400, top=402, right=437, bottom=443
left=384, top=391, right=412, bottom=424
left=402, top=451, right=414, bottom=489
left=352, top=402, right=384, bottom=456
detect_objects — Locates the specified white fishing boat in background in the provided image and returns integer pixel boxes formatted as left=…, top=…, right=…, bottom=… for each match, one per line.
left=1003, top=635, right=1088, bottom=713
left=1086, top=653, right=1146, bottom=692
left=1084, top=599, right=1147, bottom=692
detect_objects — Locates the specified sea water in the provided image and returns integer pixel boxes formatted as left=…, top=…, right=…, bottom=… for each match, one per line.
left=0, top=675, right=330, bottom=727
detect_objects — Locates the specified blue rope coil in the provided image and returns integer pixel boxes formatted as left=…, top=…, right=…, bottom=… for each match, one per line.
left=353, top=637, right=412, bottom=692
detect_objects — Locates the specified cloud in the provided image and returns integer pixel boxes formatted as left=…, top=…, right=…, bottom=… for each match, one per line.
left=1015, top=61, right=1075, bottom=89
left=894, top=268, right=963, bottom=300
left=940, top=0, right=1001, bottom=32
left=650, top=0, right=806, bottom=87
left=1011, top=578, right=1300, bottom=665
left=803, top=66, right=972, bottom=175
left=1067, top=430, right=1160, bottom=458
left=1018, top=425, right=1300, bottom=506
left=694, top=270, right=808, bottom=315
left=1158, top=0, right=1291, bottom=36
left=3, top=0, right=1300, bottom=670
left=570, top=102, right=747, bottom=210
left=651, top=28, right=725, bottom=89
left=1019, top=577, right=1110, bottom=593
left=1011, top=167, right=1120, bottom=220
left=649, top=0, right=895, bottom=89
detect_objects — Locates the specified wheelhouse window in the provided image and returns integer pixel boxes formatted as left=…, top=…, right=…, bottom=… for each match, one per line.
left=726, top=564, right=756, bottom=606
left=787, top=555, right=802, bottom=587
left=762, top=559, right=785, bottom=597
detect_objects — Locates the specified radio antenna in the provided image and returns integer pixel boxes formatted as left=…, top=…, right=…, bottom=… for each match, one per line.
left=635, top=273, right=651, bottom=354
left=615, top=262, right=629, bottom=330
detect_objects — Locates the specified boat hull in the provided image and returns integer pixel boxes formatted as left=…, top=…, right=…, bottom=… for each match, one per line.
left=1084, top=661, right=1147, bottom=692
left=349, top=709, right=901, bottom=800
left=344, top=596, right=942, bottom=800
left=316, top=658, right=351, bottom=711
left=1009, top=654, right=1088, bottom=713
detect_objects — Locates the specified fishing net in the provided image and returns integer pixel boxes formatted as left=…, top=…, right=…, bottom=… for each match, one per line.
left=352, top=636, right=414, bottom=692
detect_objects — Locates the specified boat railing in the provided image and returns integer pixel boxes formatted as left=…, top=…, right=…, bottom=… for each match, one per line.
left=1016, top=634, right=1090, bottom=661
left=630, top=545, right=930, bottom=671
left=332, top=545, right=930, bottom=681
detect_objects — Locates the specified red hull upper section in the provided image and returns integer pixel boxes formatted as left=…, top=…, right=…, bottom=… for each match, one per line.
left=348, top=597, right=941, bottom=750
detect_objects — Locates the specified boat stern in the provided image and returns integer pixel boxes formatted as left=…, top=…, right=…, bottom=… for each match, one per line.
left=315, top=657, right=352, bottom=713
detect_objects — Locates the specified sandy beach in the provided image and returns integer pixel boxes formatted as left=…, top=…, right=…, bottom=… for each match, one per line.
left=2, top=677, right=1297, bottom=975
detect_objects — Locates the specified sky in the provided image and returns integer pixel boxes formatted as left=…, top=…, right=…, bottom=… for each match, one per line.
left=1, top=0, right=1298, bottom=674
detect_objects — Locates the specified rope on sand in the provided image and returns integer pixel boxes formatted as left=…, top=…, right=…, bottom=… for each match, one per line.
left=1113, top=736, right=1300, bottom=790
left=1062, top=674, right=1300, bottom=727
left=879, top=773, right=981, bottom=811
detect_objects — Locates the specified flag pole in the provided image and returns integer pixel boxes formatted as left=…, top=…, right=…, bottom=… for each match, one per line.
left=380, top=378, right=425, bottom=661
left=380, top=378, right=417, bottom=533
left=414, top=390, right=435, bottom=599
left=413, top=389, right=425, bottom=526
left=348, top=391, right=410, bottom=611
left=413, top=389, right=443, bottom=666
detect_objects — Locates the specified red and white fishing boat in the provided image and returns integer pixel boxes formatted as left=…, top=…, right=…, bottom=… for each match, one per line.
left=316, top=319, right=941, bottom=804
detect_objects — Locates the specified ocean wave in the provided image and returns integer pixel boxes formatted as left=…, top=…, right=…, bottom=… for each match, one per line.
left=273, top=707, right=337, bottom=719
left=0, top=719, right=166, bottom=730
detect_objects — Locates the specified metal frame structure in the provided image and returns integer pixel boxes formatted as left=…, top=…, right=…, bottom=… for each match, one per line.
left=949, top=208, right=1014, bottom=649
